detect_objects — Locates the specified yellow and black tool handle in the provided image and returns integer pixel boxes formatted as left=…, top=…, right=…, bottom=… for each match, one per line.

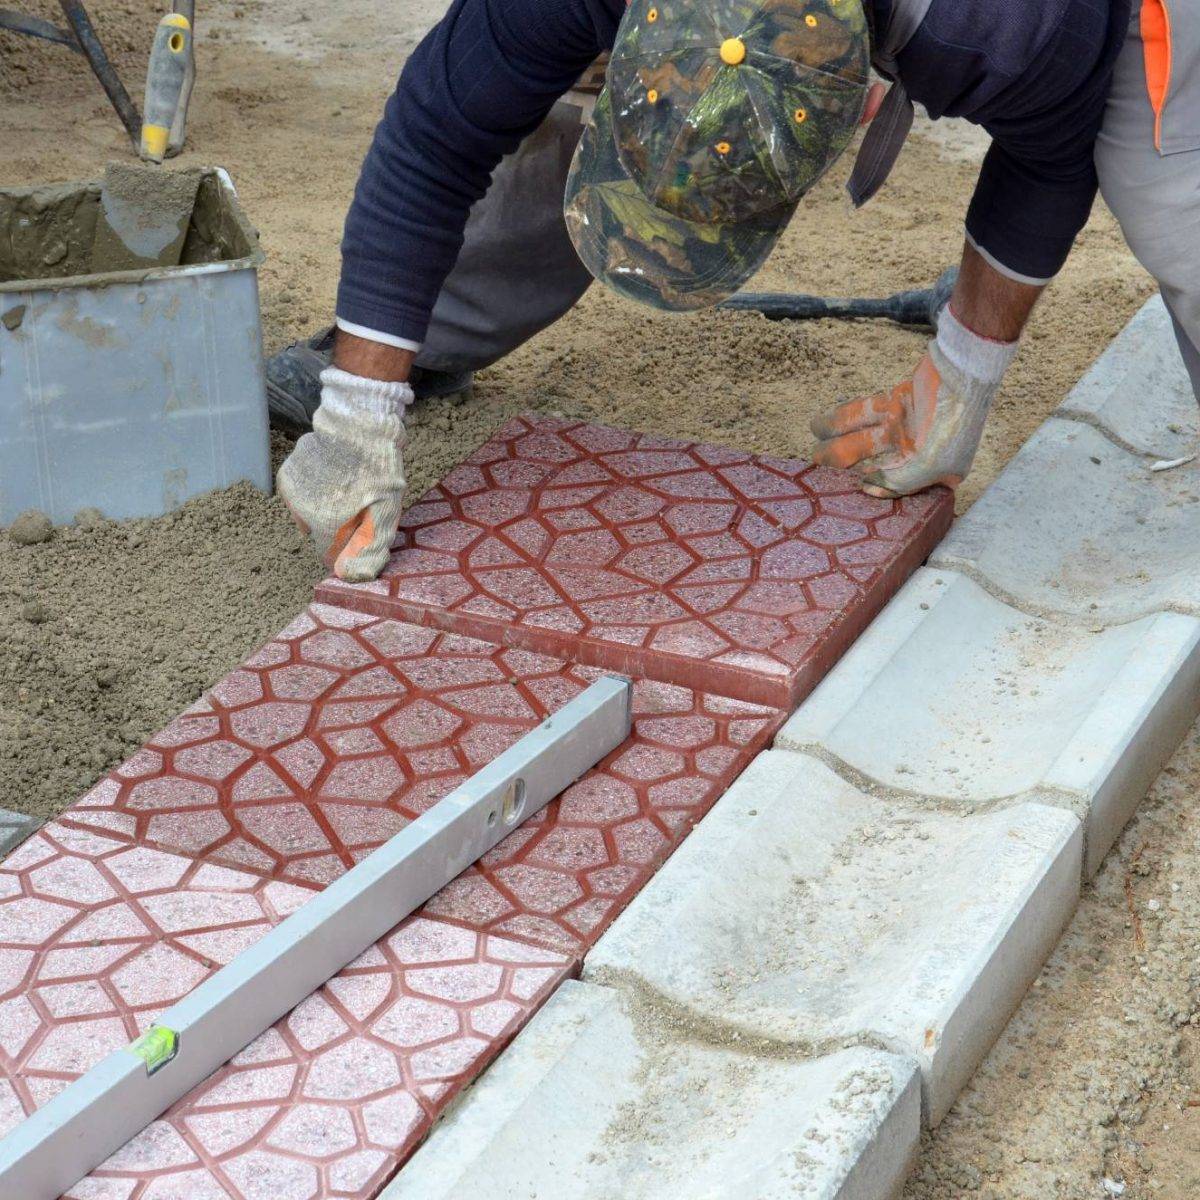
left=140, top=13, right=191, bottom=162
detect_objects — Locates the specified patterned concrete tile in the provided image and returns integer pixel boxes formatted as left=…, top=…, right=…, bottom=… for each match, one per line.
left=68, top=916, right=571, bottom=1200
left=0, top=821, right=316, bottom=1134
left=316, top=415, right=952, bottom=707
left=585, top=751, right=1081, bottom=1125
left=384, top=979, right=921, bottom=1200
left=57, top=604, right=781, bottom=951
left=422, top=674, right=781, bottom=953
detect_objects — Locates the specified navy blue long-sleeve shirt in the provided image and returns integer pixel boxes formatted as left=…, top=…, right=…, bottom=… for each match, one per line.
left=337, top=0, right=1129, bottom=345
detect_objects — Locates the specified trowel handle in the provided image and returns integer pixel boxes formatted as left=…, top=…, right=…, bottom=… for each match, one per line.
left=167, top=0, right=196, bottom=156
left=140, top=13, right=191, bottom=162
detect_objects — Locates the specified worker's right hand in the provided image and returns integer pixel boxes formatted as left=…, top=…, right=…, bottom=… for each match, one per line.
left=276, top=367, right=411, bottom=582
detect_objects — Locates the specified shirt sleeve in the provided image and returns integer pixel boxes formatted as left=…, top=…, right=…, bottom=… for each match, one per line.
left=963, top=136, right=1099, bottom=285
left=336, top=0, right=618, bottom=345
left=896, top=0, right=1125, bottom=284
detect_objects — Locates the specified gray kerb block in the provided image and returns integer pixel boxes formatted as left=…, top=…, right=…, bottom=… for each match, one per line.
left=584, top=751, right=1081, bottom=1125
left=386, top=979, right=921, bottom=1200
left=1056, top=293, right=1198, bottom=460
left=777, top=570, right=1200, bottom=876
left=931, top=418, right=1200, bottom=625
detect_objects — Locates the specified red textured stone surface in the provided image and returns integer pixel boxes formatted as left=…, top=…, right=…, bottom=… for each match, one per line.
left=423, top=674, right=779, bottom=952
left=316, top=415, right=952, bottom=707
left=63, top=915, right=570, bottom=1199
left=0, top=822, right=316, bottom=1134
left=57, top=605, right=781, bottom=954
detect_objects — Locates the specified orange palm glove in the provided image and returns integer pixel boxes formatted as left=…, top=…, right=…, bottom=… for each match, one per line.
left=810, top=307, right=1017, bottom=497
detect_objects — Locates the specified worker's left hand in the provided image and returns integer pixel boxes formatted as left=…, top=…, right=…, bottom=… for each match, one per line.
left=277, top=367, right=411, bottom=581
left=809, top=309, right=1017, bottom=497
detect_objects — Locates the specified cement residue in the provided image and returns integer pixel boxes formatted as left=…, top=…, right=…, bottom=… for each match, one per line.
left=0, top=181, right=100, bottom=283
left=1, top=168, right=255, bottom=286
left=8, top=511, right=53, bottom=547
left=596, top=980, right=901, bottom=1187
left=91, top=163, right=205, bottom=272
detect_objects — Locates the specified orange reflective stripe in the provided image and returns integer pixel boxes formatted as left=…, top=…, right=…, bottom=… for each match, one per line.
left=1141, top=0, right=1173, bottom=151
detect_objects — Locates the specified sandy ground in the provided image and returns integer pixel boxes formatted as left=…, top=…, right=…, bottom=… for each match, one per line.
left=1, top=2, right=1194, bottom=1196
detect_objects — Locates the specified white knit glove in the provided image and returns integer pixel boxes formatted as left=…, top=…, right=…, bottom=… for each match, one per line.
left=810, top=307, right=1019, bottom=497
left=277, top=367, right=411, bottom=581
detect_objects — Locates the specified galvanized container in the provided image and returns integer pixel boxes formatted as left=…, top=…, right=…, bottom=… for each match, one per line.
left=0, top=167, right=270, bottom=525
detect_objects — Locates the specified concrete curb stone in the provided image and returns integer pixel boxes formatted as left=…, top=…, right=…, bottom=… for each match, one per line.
left=775, top=570, right=1200, bottom=876
left=1056, top=294, right=1198, bottom=460
left=383, top=979, right=922, bottom=1200
left=584, top=751, right=1082, bottom=1125
left=930, top=419, right=1200, bottom=624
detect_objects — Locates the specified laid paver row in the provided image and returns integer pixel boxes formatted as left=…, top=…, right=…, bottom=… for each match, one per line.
left=316, top=415, right=952, bottom=709
left=0, top=418, right=952, bottom=1197
left=57, top=603, right=782, bottom=952
left=386, top=297, right=1200, bottom=1197
left=0, top=606, right=783, bottom=1197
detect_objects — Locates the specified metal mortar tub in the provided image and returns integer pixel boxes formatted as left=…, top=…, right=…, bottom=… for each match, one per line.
left=0, top=167, right=269, bottom=524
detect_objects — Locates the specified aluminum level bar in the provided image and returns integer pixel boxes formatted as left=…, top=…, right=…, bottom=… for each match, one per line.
left=0, top=674, right=632, bottom=1200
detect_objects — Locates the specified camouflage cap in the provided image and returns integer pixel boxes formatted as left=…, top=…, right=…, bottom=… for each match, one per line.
left=564, top=89, right=792, bottom=311
left=564, top=0, right=869, bottom=310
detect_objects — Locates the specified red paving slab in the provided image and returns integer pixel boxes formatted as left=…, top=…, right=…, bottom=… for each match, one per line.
left=315, top=415, right=952, bottom=708
left=57, top=914, right=570, bottom=1200
left=1, top=417, right=939, bottom=1199
left=0, top=821, right=317, bottom=1136
left=57, top=604, right=782, bottom=953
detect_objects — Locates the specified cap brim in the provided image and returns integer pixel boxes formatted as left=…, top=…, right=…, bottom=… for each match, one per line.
left=564, top=90, right=792, bottom=312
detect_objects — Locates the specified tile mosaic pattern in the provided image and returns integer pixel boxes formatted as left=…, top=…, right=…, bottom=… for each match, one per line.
left=65, top=915, right=571, bottom=1200
left=57, top=605, right=782, bottom=952
left=423, top=674, right=781, bottom=953
left=0, top=821, right=316, bottom=1134
left=0, top=416, right=944, bottom=1199
left=316, top=415, right=952, bottom=707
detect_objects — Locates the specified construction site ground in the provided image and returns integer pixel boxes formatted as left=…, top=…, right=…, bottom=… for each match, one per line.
left=1, top=2, right=1196, bottom=1196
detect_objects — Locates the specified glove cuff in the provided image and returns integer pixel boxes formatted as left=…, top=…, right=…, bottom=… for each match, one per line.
left=318, top=366, right=415, bottom=422
left=937, top=306, right=1019, bottom=386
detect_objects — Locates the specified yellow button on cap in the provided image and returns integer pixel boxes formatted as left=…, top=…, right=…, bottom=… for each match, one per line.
left=720, top=37, right=746, bottom=65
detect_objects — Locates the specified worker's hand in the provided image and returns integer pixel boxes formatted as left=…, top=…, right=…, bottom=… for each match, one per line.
left=809, top=307, right=1018, bottom=497
left=276, top=367, right=411, bottom=581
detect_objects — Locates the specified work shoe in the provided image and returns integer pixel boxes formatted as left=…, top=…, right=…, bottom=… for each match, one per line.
left=265, top=325, right=474, bottom=434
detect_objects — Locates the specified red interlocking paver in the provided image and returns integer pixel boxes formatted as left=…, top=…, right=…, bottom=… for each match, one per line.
left=4, top=418, right=940, bottom=1200
left=57, top=604, right=782, bottom=953
left=0, top=822, right=317, bottom=1134
left=55, top=914, right=570, bottom=1200
left=315, top=415, right=952, bottom=707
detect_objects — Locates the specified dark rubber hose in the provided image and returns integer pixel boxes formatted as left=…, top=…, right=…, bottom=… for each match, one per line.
left=719, top=267, right=958, bottom=331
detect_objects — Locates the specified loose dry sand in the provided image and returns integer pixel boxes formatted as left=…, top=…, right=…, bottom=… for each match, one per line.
left=1, top=1, right=1195, bottom=1196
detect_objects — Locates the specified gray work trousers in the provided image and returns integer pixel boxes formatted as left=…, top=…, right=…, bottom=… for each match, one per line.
left=1096, top=0, right=1200, bottom=399
left=414, top=99, right=593, bottom=376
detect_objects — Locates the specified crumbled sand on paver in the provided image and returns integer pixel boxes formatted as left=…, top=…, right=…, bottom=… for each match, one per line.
left=2, top=1, right=1194, bottom=1195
